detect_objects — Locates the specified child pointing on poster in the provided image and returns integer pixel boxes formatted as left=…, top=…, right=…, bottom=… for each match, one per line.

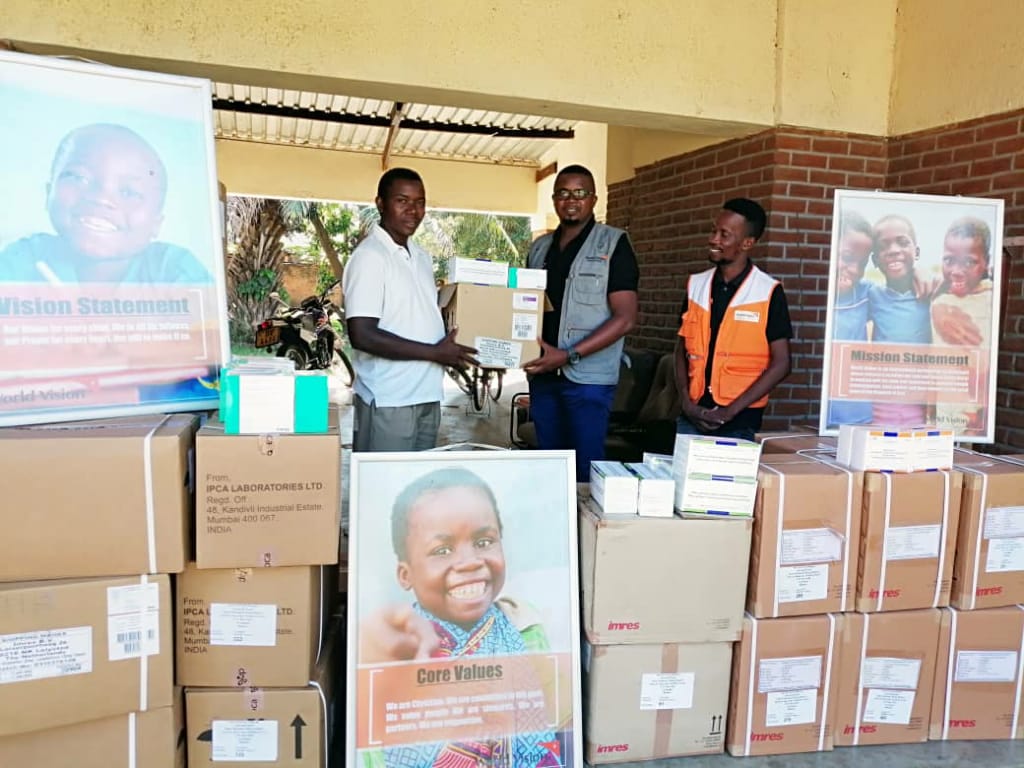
left=0, top=123, right=210, bottom=284
left=359, top=466, right=560, bottom=767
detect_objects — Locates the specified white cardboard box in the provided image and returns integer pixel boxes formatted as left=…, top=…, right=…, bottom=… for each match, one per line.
left=672, top=435, right=761, bottom=517
left=509, top=267, right=548, bottom=290
left=625, top=462, right=674, bottom=518
left=591, top=461, right=640, bottom=516
left=447, top=256, right=508, bottom=286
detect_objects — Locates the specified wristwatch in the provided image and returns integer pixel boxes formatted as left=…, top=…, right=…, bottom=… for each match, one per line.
left=566, top=347, right=581, bottom=365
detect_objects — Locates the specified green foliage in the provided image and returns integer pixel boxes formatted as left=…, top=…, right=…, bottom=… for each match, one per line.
left=235, top=268, right=285, bottom=302
left=316, top=259, right=338, bottom=296
left=411, top=211, right=532, bottom=281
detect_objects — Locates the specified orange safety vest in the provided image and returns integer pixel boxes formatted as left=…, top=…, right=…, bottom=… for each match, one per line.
left=677, top=265, right=778, bottom=408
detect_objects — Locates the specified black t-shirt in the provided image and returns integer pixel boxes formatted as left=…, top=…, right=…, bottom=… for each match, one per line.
left=540, top=217, right=640, bottom=349
left=678, top=262, right=793, bottom=431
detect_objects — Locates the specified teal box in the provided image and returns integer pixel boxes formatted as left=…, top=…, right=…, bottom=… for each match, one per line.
left=219, top=369, right=329, bottom=433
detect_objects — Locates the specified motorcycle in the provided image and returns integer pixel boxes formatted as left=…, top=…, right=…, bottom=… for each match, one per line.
left=254, top=279, right=354, bottom=384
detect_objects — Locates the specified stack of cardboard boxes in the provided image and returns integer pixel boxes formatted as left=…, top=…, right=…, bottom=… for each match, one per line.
left=0, top=414, right=197, bottom=766
left=736, top=427, right=1024, bottom=753
left=179, top=415, right=343, bottom=767
left=579, top=436, right=759, bottom=763
left=930, top=450, right=1024, bottom=742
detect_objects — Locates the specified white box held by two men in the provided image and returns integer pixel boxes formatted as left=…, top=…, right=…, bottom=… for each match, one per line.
left=447, top=256, right=509, bottom=286
left=672, top=434, right=761, bottom=517
left=836, top=425, right=954, bottom=472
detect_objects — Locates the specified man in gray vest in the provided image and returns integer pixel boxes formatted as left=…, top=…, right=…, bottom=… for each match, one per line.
left=522, top=164, right=639, bottom=480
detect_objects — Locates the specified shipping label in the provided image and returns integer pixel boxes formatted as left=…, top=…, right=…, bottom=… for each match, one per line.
left=211, top=719, right=278, bottom=762
left=861, top=657, right=921, bottom=690
left=777, top=564, right=830, bottom=603
left=764, top=688, right=818, bottom=727
left=510, top=313, right=538, bottom=342
left=473, top=337, right=523, bottom=369
left=863, top=688, right=915, bottom=725
left=985, top=537, right=1024, bottom=573
left=954, top=650, right=1019, bottom=683
left=511, top=292, right=540, bottom=311
left=0, top=626, right=92, bottom=684
left=209, top=603, right=277, bottom=647
left=780, top=527, right=843, bottom=565
left=107, top=582, right=160, bottom=661
left=639, top=672, right=695, bottom=710
left=758, top=655, right=822, bottom=693
left=983, top=506, right=1024, bottom=539
left=884, top=524, right=942, bottom=561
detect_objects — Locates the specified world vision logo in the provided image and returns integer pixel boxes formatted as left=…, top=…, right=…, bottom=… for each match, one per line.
left=607, top=621, right=640, bottom=631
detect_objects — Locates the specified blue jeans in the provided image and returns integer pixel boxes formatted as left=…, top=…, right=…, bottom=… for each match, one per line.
left=528, top=376, right=617, bottom=481
left=676, top=414, right=755, bottom=442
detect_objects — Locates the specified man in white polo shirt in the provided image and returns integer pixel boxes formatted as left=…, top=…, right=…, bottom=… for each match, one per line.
left=343, top=168, right=477, bottom=451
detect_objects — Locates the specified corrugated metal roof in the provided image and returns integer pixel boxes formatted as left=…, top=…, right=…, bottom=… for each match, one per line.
left=212, top=84, right=574, bottom=166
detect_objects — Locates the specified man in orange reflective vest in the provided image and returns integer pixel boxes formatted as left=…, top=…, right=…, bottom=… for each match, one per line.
left=674, top=198, right=793, bottom=441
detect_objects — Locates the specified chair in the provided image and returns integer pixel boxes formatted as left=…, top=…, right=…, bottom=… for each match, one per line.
left=509, top=348, right=665, bottom=451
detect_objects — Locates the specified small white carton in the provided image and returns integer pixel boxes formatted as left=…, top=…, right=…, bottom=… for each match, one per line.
left=910, top=427, right=955, bottom=471
left=508, top=267, right=548, bottom=290
left=625, top=462, right=675, bottom=518
left=671, top=435, right=761, bottom=517
left=642, top=452, right=673, bottom=471
left=837, top=425, right=915, bottom=472
left=447, top=257, right=509, bottom=286
left=590, top=461, right=639, bottom=516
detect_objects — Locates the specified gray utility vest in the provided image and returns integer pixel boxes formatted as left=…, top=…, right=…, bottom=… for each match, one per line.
left=527, top=222, right=625, bottom=385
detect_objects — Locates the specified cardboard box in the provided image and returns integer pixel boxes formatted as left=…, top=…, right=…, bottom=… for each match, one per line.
left=0, top=414, right=196, bottom=581
left=672, top=434, right=761, bottom=517
left=186, top=620, right=340, bottom=767
left=757, top=432, right=838, bottom=455
left=446, top=256, right=509, bottom=286
left=749, top=459, right=862, bottom=617
left=929, top=605, right=1024, bottom=741
left=508, top=266, right=547, bottom=290
left=626, top=462, right=674, bottom=518
left=856, top=470, right=962, bottom=612
left=590, top=461, right=639, bottom=516
left=951, top=454, right=1024, bottom=609
left=834, top=609, right=941, bottom=746
left=579, top=497, right=752, bottom=644
left=726, top=613, right=843, bottom=757
left=0, top=698, right=184, bottom=768
left=219, top=367, right=330, bottom=435
left=584, top=639, right=730, bottom=763
left=0, top=574, right=173, bottom=737
left=195, top=417, right=341, bottom=568
left=438, top=283, right=549, bottom=369
left=175, top=563, right=328, bottom=687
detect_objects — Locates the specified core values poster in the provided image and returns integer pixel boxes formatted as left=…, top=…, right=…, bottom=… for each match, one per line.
left=0, top=50, right=228, bottom=426
left=346, top=450, right=582, bottom=768
left=820, top=189, right=1003, bottom=442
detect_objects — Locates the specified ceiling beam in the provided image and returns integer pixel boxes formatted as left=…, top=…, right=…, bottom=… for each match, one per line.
left=381, top=101, right=406, bottom=170
left=211, top=98, right=575, bottom=139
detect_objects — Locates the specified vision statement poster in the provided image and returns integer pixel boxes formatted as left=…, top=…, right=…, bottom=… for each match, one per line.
left=820, top=189, right=1003, bottom=442
left=347, top=451, right=582, bottom=768
left=0, top=50, right=229, bottom=426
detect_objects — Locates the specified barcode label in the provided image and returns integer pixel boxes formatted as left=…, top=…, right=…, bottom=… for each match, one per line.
left=107, top=584, right=161, bottom=661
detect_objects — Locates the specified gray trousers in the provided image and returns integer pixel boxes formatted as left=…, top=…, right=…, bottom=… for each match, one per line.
left=352, top=395, right=441, bottom=452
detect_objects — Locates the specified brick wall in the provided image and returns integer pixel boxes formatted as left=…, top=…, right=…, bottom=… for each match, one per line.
left=611, top=109, right=1024, bottom=445
left=888, top=110, right=1024, bottom=450
left=612, top=128, right=886, bottom=431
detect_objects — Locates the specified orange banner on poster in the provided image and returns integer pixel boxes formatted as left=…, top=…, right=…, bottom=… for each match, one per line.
left=355, top=652, right=572, bottom=749
left=829, top=341, right=986, bottom=404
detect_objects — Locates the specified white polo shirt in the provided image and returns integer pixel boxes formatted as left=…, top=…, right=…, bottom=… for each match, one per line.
left=342, top=224, right=446, bottom=407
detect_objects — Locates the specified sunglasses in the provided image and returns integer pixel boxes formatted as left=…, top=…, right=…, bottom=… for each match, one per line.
left=552, top=189, right=595, bottom=201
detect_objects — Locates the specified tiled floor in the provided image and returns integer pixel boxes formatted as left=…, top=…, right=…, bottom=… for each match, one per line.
left=334, top=372, right=1024, bottom=767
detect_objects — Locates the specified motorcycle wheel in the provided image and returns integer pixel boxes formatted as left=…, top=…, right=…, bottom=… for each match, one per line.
left=276, top=343, right=308, bottom=370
